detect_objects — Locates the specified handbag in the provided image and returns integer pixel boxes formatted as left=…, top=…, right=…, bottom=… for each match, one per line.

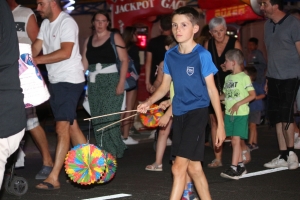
left=82, top=88, right=91, bottom=115
left=110, top=32, right=139, bottom=90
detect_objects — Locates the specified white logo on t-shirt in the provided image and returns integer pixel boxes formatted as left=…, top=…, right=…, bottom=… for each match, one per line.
left=186, top=66, right=194, bottom=76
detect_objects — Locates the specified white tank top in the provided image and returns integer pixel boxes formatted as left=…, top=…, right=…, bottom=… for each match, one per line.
left=12, top=5, right=36, bottom=44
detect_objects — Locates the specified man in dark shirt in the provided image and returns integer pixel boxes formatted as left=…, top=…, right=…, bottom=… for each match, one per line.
left=260, top=0, right=300, bottom=170
left=0, top=0, right=26, bottom=188
left=145, top=15, right=172, bottom=92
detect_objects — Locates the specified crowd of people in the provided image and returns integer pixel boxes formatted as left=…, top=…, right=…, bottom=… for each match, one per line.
left=1, top=0, right=300, bottom=199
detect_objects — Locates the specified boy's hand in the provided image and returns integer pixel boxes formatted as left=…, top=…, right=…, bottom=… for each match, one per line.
left=264, top=82, right=268, bottom=94
left=215, top=126, right=226, bottom=148
left=159, top=99, right=171, bottom=110
left=149, top=85, right=156, bottom=93
left=229, top=102, right=240, bottom=115
left=158, top=114, right=170, bottom=127
left=137, top=101, right=151, bottom=113
left=220, top=64, right=226, bottom=72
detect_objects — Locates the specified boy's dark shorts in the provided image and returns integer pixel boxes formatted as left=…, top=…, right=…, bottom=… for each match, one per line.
left=267, top=77, right=299, bottom=126
left=171, top=107, right=208, bottom=161
left=248, top=110, right=261, bottom=125
left=48, top=82, right=84, bottom=125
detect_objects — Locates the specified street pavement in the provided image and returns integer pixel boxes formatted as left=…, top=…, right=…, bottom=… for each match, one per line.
left=1, top=103, right=300, bottom=200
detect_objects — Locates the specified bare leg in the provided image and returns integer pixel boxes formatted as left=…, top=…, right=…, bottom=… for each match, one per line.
left=154, top=119, right=172, bottom=165
left=253, top=124, right=258, bottom=144
left=36, top=121, right=70, bottom=188
left=187, top=161, right=212, bottom=200
left=282, top=122, right=295, bottom=147
left=184, top=173, right=192, bottom=190
left=276, top=123, right=287, bottom=150
left=294, top=121, right=299, bottom=135
left=241, top=139, right=250, bottom=163
left=170, top=156, right=190, bottom=200
left=69, top=119, right=86, bottom=146
left=122, top=90, right=137, bottom=139
left=30, top=125, right=53, bottom=167
left=231, top=136, right=242, bottom=166
left=248, top=123, right=256, bottom=145
left=209, top=114, right=222, bottom=163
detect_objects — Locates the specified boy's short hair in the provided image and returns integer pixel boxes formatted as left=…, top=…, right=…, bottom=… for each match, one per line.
left=172, top=6, right=200, bottom=26
left=160, top=15, right=172, bottom=31
left=208, top=16, right=227, bottom=30
left=164, top=35, right=177, bottom=48
left=225, top=49, right=244, bottom=65
left=244, top=66, right=257, bottom=81
left=248, top=37, right=258, bottom=45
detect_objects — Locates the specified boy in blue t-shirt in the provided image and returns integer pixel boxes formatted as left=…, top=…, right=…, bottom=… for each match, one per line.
left=245, top=66, right=266, bottom=150
left=138, top=6, right=226, bottom=200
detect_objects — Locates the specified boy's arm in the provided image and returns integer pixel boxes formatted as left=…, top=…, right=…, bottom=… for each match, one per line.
left=229, top=90, right=256, bottom=115
left=159, top=105, right=173, bottom=127
left=151, top=62, right=164, bottom=92
left=205, top=74, right=226, bottom=148
left=255, top=93, right=266, bottom=100
left=137, top=74, right=171, bottom=113
left=159, top=99, right=171, bottom=110
left=145, top=51, right=153, bottom=92
left=219, top=93, right=225, bottom=101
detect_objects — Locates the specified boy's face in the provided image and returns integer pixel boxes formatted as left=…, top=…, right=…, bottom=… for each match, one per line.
left=171, top=14, right=199, bottom=43
left=224, top=57, right=234, bottom=71
left=247, top=41, right=257, bottom=51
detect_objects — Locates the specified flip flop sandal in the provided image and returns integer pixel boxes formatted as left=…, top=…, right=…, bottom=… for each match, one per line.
left=36, top=182, right=60, bottom=190
left=207, top=159, right=223, bottom=168
left=35, top=165, right=53, bottom=180
left=145, top=163, right=163, bottom=171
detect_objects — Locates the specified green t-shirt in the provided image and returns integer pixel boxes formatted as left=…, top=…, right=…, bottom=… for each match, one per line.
left=170, top=82, right=174, bottom=102
left=223, top=72, right=254, bottom=116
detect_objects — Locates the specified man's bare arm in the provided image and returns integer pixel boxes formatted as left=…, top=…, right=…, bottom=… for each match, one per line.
left=33, top=42, right=74, bottom=65
left=26, top=14, right=39, bottom=43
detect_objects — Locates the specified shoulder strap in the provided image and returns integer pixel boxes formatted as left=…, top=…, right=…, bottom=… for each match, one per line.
left=110, top=32, right=119, bottom=61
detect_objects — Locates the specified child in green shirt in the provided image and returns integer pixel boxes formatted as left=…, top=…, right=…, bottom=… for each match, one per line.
left=220, top=49, right=255, bottom=180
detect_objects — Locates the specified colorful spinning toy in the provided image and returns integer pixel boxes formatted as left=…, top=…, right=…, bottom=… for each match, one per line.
left=65, top=144, right=106, bottom=185
left=139, top=104, right=164, bottom=128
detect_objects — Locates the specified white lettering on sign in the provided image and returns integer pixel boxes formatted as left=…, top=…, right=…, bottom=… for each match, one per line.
left=115, top=0, right=155, bottom=15
left=161, top=0, right=186, bottom=9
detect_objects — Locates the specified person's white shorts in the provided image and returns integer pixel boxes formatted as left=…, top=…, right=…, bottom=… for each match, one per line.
left=0, top=129, right=25, bottom=188
left=25, top=107, right=39, bottom=131
left=26, top=117, right=39, bottom=131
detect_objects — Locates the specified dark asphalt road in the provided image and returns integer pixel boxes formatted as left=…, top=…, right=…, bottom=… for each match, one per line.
left=1, top=105, right=300, bottom=200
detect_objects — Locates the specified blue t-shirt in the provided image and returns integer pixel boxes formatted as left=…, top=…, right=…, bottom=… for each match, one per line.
left=249, top=82, right=265, bottom=111
left=163, top=44, right=218, bottom=115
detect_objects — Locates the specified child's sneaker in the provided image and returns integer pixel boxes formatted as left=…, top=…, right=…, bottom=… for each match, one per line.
left=220, top=167, right=240, bottom=180
left=188, top=191, right=198, bottom=200
left=237, top=165, right=247, bottom=176
left=187, top=183, right=198, bottom=200
left=247, top=143, right=253, bottom=151
left=251, top=143, right=259, bottom=150
left=181, top=190, right=189, bottom=200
